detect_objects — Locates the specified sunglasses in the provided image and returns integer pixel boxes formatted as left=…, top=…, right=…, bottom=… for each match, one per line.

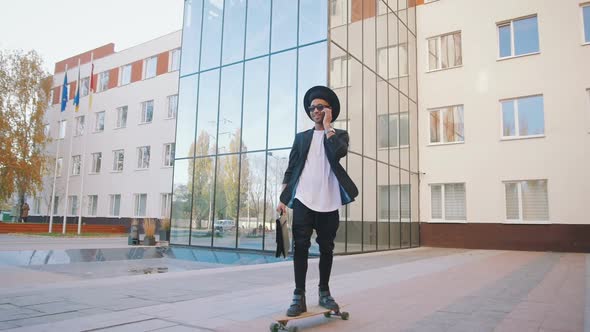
left=307, top=104, right=331, bottom=112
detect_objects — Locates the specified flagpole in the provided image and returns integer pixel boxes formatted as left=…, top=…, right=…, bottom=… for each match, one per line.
left=62, top=64, right=76, bottom=234
left=48, top=64, right=69, bottom=233
left=77, top=54, right=92, bottom=235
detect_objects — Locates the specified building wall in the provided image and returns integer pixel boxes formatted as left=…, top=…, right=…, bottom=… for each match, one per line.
left=417, top=0, right=590, bottom=250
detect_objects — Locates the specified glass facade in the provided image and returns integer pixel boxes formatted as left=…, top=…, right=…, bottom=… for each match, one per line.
left=171, top=0, right=419, bottom=253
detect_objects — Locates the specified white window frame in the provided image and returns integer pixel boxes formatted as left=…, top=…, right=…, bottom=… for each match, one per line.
left=74, top=115, right=85, bottom=136
left=95, top=111, right=105, bottom=132
left=500, top=94, right=545, bottom=140
left=163, top=143, right=175, bottom=167
left=378, top=112, right=410, bottom=149
left=56, top=158, right=63, bottom=177
left=134, top=193, right=147, bottom=217
left=169, top=49, right=181, bottom=71
left=144, top=56, right=158, bottom=79
left=427, top=31, right=462, bottom=72
left=120, top=64, right=132, bottom=86
left=140, top=100, right=154, bottom=124
left=167, top=95, right=178, bottom=119
left=71, top=155, right=81, bottom=176
left=97, top=71, right=109, bottom=92
left=68, top=195, right=78, bottom=216
left=112, top=149, right=124, bottom=172
left=429, top=183, right=467, bottom=222
left=137, top=146, right=150, bottom=169
left=109, top=194, right=121, bottom=217
left=497, top=15, right=540, bottom=59
left=582, top=3, right=590, bottom=45
left=329, top=55, right=352, bottom=88
left=503, top=180, right=550, bottom=223
left=161, top=193, right=172, bottom=217
left=377, top=43, right=409, bottom=79
left=58, top=120, right=67, bottom=139
left=87, top=195, right=98, bottom=216
left=91, top=152, right=102, bottom=174
left=116, top=106, right=128, bottom=129
left=428, top=105, right=465, bottom=145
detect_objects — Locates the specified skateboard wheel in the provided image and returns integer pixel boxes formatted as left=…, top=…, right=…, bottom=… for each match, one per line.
left=324, top=312, right=331, bottom=318
left=287, top=326, right=298, bottom=332
left=341, top=311, right=350, bottom=320
left=270, top=322, right=280, bottom=332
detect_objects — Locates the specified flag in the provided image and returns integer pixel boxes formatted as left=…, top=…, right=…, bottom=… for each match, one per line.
left=88, top=63, right=95, bottom=109
left=60, top=72, right=68, bottom=112
left=73, top=67, right=80, bottom=112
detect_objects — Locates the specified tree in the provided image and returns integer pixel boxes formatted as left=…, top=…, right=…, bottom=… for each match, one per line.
left=189, top=131, right=214, bottom=229
left=0, top=50, right=51, bottom=220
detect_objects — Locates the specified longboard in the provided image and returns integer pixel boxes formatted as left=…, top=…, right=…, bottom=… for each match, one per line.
left=270, top=305, right=349, bottom=332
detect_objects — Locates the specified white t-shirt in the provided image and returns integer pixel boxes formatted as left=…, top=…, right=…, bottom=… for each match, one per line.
left=294, top=130, right=342, bottom=212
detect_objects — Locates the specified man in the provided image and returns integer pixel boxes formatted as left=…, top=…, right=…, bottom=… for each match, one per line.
left=277, top=86, right=358, bottom=317
left=21, top=202, right=29, bottom=223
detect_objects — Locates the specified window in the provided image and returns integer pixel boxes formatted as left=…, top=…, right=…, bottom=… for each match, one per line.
left=44, top=124, right=50, bottom=137
left=163, top=143, right=175, bottom=167
left=97, top=71, right=109, bottom=92
left=56, top=158, right=63, bottom=177
left=91, top=152, right=102, bottom=173
left=53, top=196, right=59, bottom=215
left=48, top=90, right=54, bottom=105
left=95, top=111, right=105, bottom=132
left=134, top=193, right=147, bottom=217
left=505, top=180, right=548, bottom=222
left=167, top=95, right=178, bottom=119
left=109, top=194, right=121, bottom=216
left=137, top=146, right=150, bottom=169
left=87, top=195, right=98, bottom=216
left=71, top=155, right=81, bottom=175
left=377, top=44, right=409, bottom=78
left=120, top=64, right=132, bottom=86
left=431, top=183, right=466, bottom=221
left=33, top=197, right=41, bottom=215
left=498, top=16, right=539, bottom=58
left=116, top=106, right=128, bottom=128
left=501, top=95, right=544, bottom=138
left=161, top=193, right=172, bottom=217
left=144, top=56, right=157, bottom=79
left=378, top=113, right=409, bottom=148
left=80, top=77, right=89, bottom=97
left=140, top=100, right=154, bottom=123
left=378, top=185, right=411, bottom=220
left=429, top=105, right=464, bottom=144
left=428, top=32, right=462, bottom=71
left=329, top=0, right=349, bottom=27
left=59, top=120, right=67, bottom=139
left=68, top=195, right=78, bottom=216
left=329, top=55, right=351, bottom=88
left=113, top=149, right=124, bottom=172
left=584, top=4, right=590, bottom=44
left=74, top=115, right=85, bottom=136
left=170, top=49, right=181, bottom=71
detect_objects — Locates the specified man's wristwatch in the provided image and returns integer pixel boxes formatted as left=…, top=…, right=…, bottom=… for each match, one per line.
left=325, top=127, right=336, bottom=135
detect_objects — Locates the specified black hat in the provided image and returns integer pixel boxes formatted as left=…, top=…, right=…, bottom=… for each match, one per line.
left=303, top=86, right=340, bottom=122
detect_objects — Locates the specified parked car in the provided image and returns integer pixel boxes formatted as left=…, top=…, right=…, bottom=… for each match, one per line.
left=214, top=219, right=236, bottom=232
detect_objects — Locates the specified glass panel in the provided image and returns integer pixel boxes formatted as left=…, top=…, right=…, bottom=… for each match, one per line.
left=238, top=152, right=266, bottom=250
left=389, top=86, right=400, bottom=167
left=376, top=78, right=388, bottom=163
left=195, top=69, right=219, bottom=156
left=200, top=0, right=224, bottom=71
left=218, top=63, right=243, bottom=154
left=584, top=6, right=590, bottom=43
left=362, top=4, right=376, bottom=71
left=410, top=173, right=419, bottom=246
left=213, top=154, right=239, bottom=248
left=398, top=23, right=409, bottom=97
left=522, top=180, right=548, bottom=221
left=498, top=24, right=512, bottom=58
left=502, top=100, right=516, bottom=137
left=397, top=0, right=407, bottom=26
left=242, top=57, right=269, bottom=152
left=410, top=102, right=418, bottom=172
left=222, top=0, right=246, bottom=65
left=348, top=57, right=363, bottom=154
left=517, top=95, right=544, bottom=136
left=363, top=159, right=377, bottom=251
left=363, top=68, right=377, bottom=159
left=388, top=9, right=399, bottom=88
left=390, top=165, right=400, bottom=248
left=400, top=171, right=410, bottom=247
left=299, top=0, right=327, bottom=45
left=329, top=0, right=348, bottom=47
left=429, top=111, right=440, bottom=143
left=513, top=16, right=539, bottom=55
left=268, top=50, right=296, bottom=149
left=190, top=156, right=216, bottom=246
left=181, top=0, right=203, bottom=75
left=443, top=106, right=464, bottom=143
left=171, top=159, right=192, bottom=245
left=377, top=162, right=389, bottom=250
left=271, top=0, right=298, bottom=52
left=346, top=153, right=362, bottom=253
left=297, top=42, right=328, bottom=133
left=431, top=184, right=442, bottom=219
left=505, top=182, right=519, bottom=220
left=444, top=183, right=466, bottom=220
left=245, top=0, right=271, bottom=59
left=265, top=150, right=290, bottom=252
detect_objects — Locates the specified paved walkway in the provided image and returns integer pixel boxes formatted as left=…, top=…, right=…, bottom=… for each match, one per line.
left=0, top=236, right=587, bottom=331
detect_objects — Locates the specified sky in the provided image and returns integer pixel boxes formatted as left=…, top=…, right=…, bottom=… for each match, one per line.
left=0, top=0, right=184, bottom=73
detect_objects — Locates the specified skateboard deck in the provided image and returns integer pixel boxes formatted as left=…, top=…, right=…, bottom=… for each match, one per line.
left=270, top=305, right=349, bottom=332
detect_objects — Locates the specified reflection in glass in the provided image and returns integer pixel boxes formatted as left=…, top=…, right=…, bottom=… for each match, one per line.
left=517, top=95, right=544, bottom=136
left=377, top=162, right=389, bottom=250
left=222, top=0, right=246, bottom=65
left=265, top=150, right=290, bottom=252
left=299, top=0, right=327, bottom=45
left=213, top=155, right=239, bottom=248
left=238, top=152, right=266, bottom=250
left=200, top=0, right=224, bottom=71
left=180, top=0, right=203, bottom=75
left=513, top=16, right=539, bottom=56
left=411, top=173, right=419, bottom=247
left=363, top=68, right=377, bottom=159
left=400, top=171, right=411, bottom=248
left=363, top=159, right=377, bottom=251
left=195, top=69, right=219, bottom=156
left=390, top=164, right=401, bottom=248
left=271, top=0, right=298, bottom=52
left=346, top=153, right=362, bottom=253
left=242, top=57, right=269, bottom=152
left=175, top=76, right=199, bottom=159
left=498, top=24, right=512, bottom=58
left=297, top=42, right=327, bottom=133
left=190, top=157, right=216, bottom=246
left=268, top=50, right=296, bottom=149
left=502, top=100, right=516, bottom=137
left=245, top=0, right=271, bottom=58
left=170, top=159, right=192, bottom=245
left=218, top=64, right=243, bottom=154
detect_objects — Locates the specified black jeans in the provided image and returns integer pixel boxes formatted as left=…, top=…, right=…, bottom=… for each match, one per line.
left=292, top=199, right=340, bottom=292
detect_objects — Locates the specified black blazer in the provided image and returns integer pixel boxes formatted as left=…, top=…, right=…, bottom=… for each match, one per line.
left=279, top=128, right=359, bottom=207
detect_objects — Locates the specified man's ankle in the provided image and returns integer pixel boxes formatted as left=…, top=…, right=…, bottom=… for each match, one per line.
left=294, top=288, right=305, bottom=295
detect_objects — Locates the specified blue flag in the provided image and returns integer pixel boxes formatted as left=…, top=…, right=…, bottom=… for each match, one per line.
left=60, top=72, right=68, bottom=112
